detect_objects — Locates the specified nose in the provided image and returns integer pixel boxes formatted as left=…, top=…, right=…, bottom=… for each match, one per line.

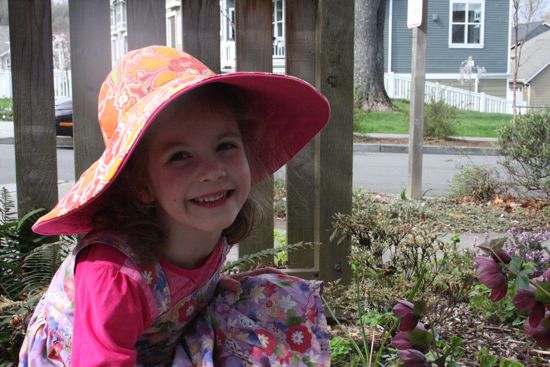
left=197, top=156, right=226, bottom=182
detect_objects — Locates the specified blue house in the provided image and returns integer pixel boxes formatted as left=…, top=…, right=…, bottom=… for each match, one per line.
left=385, top=0, right=512, bottom=99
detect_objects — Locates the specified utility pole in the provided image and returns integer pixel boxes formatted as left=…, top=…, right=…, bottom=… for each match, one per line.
left=406, top=0, right=428, bottom=199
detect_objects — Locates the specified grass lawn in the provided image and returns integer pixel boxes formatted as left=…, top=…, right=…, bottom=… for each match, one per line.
left=354, top=99, right=513, bottom=138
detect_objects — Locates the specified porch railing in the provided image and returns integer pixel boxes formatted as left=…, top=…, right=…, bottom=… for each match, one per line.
left=0, top=70, right=72, bottom=99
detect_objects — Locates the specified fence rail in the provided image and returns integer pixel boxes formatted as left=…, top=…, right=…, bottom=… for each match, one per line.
left=384, top=73, right=525, bottom=114
left=0, top=70, right=72, bottom=99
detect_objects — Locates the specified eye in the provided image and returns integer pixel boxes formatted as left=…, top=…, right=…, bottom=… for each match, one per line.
left=168, top=151, right=190, bottom=162
left=217, top=142, right=237, bottom=151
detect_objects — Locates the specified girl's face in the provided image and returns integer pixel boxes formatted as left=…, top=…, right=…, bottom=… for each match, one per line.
left=143, top=99, right=251, bottom=241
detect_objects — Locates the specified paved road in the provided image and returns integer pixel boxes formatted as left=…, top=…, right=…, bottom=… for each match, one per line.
left=0, top=143, right=503, bottom=198
left=352, top=152, right=502, bottom=196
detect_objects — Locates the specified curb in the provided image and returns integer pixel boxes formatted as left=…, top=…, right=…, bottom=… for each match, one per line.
left=354, top=143, right=501, bottom=156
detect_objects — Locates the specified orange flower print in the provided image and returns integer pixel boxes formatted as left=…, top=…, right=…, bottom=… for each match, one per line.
left=134, top=47, right=210, bottom=89
left=286, top=324, right=312, bottom=353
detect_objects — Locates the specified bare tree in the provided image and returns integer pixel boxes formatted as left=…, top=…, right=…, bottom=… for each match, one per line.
left=0, top=0, right=7, bottom=25
left=511, top=0, right=545, bottom=115
left=354, top=0, right=392, bottom=112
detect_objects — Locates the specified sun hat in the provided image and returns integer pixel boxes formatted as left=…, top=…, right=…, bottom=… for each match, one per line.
left=32, top=45, right=330, bottom=235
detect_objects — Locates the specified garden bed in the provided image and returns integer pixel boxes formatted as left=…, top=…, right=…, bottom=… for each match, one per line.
left=272, top=187, right=550, bottom=366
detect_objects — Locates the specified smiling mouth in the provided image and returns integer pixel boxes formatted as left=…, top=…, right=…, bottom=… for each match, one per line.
left=190, top=190, right=233, bottom=207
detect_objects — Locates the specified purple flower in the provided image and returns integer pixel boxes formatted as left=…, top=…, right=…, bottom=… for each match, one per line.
left=393, top=300, right=419, bottom=331
left=391, top=331, right=413, bottom=350
left=524, top=313, right=550, bottom=348
left=397, top=349, right=429, bottom=367
left=491, top=250, right=512, bottom=264
left=474, top=256, right=508, bottom=301
left=513, top=285, right=546, bottom=327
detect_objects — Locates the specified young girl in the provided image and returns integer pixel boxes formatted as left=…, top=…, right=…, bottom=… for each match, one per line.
left=19, top=46, right=331, bottom=366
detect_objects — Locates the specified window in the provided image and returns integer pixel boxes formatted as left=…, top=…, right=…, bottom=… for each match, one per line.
left=449, top=0, right=484, bottom=48
left=227, top=7, right=235, bottom=41
left=167, top=15, right=176, bottom=48
left=272, top=0, right=283, bottom=39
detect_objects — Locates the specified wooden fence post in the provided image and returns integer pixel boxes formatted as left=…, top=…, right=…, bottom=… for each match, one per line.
left=8, top=0, right=58, bottom=215
left=285, top=0, right=317, bottom=272
left=182, top=0, right=221, bottom=73
left=127, top=0, right=167, bottom=50
left=316, top=0, right=353, bottom=283
left=235, top=0, right=274, bottom=257
left=69, top=0, right=111, bottom=176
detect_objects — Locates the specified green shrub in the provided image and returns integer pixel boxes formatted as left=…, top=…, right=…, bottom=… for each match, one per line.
left=449, top=165, right=503, bottom=202
left=498, top=108, right=550, bottom=197
left=468, top=283, right=525, bottom=327
left=0, top=98, right=12, bottom=121
left=330, top=196, right=476, bottom=309
left=424, top=99, right=459, bottom=139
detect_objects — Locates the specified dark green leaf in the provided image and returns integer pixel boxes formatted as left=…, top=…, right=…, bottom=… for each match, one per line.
left=413, top=300, right=427, bottom=317
left=407, top=328, right=434, bottom=349
left=488, top=237, right=507, bottom=251
left=535, top=281, right=550, bottom=304
left=509, top=256, right=523, bottom=273
left=515, top=270, right=531, bottom=290
left=499, top=360, right=525, bottom=367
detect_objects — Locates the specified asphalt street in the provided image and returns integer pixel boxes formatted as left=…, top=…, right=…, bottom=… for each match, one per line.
left=0, top=143, right=502, bottom=198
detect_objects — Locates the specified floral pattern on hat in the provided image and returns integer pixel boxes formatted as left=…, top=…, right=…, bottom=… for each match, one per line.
left=33, top=45, right=330, bottom=235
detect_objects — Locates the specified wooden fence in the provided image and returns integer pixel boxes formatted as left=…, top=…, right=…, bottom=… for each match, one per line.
left=8, top=0, right=353, bottom=283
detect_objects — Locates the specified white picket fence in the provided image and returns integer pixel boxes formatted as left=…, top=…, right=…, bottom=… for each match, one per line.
left=384, top=73, right=523, bottom=114
left=0, top=70, right=72, bottom=99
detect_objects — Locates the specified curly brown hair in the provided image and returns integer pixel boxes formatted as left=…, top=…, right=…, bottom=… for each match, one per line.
left=92, top=84, right=265, bottom=262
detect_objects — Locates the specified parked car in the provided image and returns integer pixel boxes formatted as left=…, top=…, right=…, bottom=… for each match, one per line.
left=55, top=98, right=73, bottom=136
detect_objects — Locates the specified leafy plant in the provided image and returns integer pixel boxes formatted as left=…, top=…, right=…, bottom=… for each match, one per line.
left=222, top=241, right=313, bottom=274
left=273, top=229, right=288, bottom=267
left=0, top=99, right=12, bottom=121
left=329, top=336, right=353, bottom=365
left=468, top=283, right=525, bottom=326
left=326, top=193, right=477, bottom=365
left=449, top=165, right=503, bottom=202
left=504, top=229, right=550, bottom=277
left=0, top=188, right=76, bottom=362
left=424, top=99, right=459, bottom=139
left=473, top=236, right=550, bottom=348
left=498, top=108, right=550, bottom=197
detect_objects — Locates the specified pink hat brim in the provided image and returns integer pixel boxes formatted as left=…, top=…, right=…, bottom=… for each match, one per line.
left=33, top=72, right=329, bottom=235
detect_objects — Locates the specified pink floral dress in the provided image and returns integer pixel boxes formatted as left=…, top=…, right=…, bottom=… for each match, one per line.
left=19, top=231, right=331, bottom=366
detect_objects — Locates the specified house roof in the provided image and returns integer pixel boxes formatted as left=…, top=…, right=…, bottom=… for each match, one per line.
left=512, top=29, right=550, bottom=83
left=510, top=22, right=550, bottom=46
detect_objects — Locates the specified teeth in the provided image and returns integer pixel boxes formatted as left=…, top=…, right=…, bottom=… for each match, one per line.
left=193, top=192, right=227, bottom=203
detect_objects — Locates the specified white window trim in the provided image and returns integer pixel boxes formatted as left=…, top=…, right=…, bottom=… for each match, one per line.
left=448, top=0, right=485, bottom=49
left=272, top=0, right=284, bottom=39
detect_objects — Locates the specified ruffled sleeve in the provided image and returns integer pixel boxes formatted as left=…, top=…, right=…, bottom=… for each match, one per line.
left=72, top=244, right=154, bottom=366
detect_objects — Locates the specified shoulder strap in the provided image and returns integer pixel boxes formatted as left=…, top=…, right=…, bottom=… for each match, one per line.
left=75, top=230, right=171, bottom=318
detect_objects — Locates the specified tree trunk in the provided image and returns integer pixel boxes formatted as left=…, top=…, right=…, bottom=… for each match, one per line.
left=354, top=0, right=392, bottom=112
